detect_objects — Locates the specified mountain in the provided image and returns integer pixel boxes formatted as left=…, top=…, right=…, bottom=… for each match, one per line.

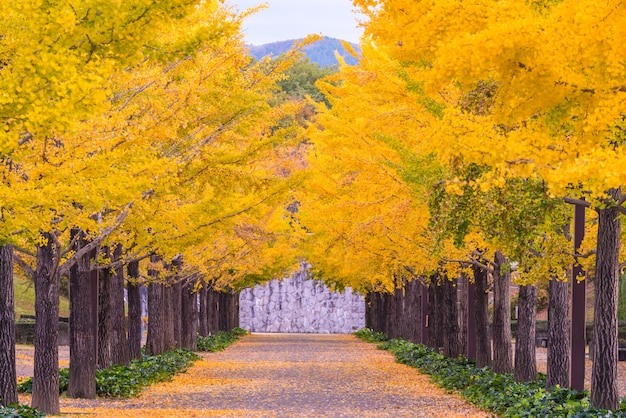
left=247, top=37, right=360, bottom=68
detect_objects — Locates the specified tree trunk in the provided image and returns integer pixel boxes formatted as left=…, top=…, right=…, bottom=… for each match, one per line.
left=407, top=280, right=421, bottom=344
left=199, top=283, right=209, bottom=337
left=474, top=264, right=491, bottom=368
left=493, top=250, right=513, bottom=374
left=591, top=189, right=621, bottom=410
left=172, top=278, right=182, bottom=348
left=98, top=247, right=112, bottom=369
left=428, top=276, right=444, bottom=350
left=162, top=276, right=175, bottom=352
left=208, top=286, right=219, bottom=334
left=515, top=284, right=537, bottom=382
left=68, top=230, right=97, bottom=399
left=32, top=232, right=60, bottom=414
left=146, top=281, right=164, bottom=355
left=443, top=276, right=460, bottom=358
left=0, top=245, right=17, bottom=406
left=109, top=245, right=129, bottom=366
left=546, top=278, right=570, bottom=389
left=387, top=289, right=397, bottom=339
left=181, top=282, right=198, bottom=350
left=126, top=261, right=142, bottom=360
left=146, top=255, right=165, bottom=355
left=457, top=273, right=468, bottom=357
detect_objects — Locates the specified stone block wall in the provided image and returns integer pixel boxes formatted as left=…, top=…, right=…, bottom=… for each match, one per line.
left=239, top=268, right=365, bottom=334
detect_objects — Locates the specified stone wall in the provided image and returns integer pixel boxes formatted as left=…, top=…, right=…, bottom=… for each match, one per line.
left=239, top=267, right=365, bottom=334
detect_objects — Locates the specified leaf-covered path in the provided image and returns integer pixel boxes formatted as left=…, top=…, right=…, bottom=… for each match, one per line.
left=56, top=334, right=488, bottom=417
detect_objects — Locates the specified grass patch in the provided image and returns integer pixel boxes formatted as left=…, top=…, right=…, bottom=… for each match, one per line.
left=196, top=327, right=248, bottom=352
left=355, top=328, right=626, bottom=417
left=14, top=274, right=69, bottom=318
left=0, top=403, right=44, bottom=418
left=18, top=348, right=200, bottom=398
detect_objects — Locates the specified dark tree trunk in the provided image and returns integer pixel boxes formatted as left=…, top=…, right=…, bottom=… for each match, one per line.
left=172, top=278, right=182, bottom=348
left=493, top=251, right=513, bottom=374
left=428, top=276, right=444, bottom=350
left=218, top=291, right=228, bottom=331
left=457, top=274, right=468, bottom=357
left=108, top=245, right=129, bottom=365
left=377, top=292, right=387, bottom=335
left=146, top=281, right=165, bottom=355
left=126, top=261, right=142, bottom=360
left=162, top=279, right=175, bottom=352
left=146, top=255, right=165, bottom=355
left=181, top=282, right=198, bottom=350
left=0, top=245, right=17, bottom=406
left=199, top=283, right=209, bottom=337
left=407, top=280, right=421, bottom=344
left=68, top=230, right=97, bottom=399
left=443, top=276, right=460, bottom=358
left=546, top=278, right=570, bottom=390
left=591, top=189, right=621, bottom=410
left=208, top=286, right=219, bottom=334
left=98, top=247, right=112, bottom=369
left=474, top=264, right=492, bottom=368
left=387, top=288, right=397, bottom=339
left=420, top=281, right=429, bottom=345
left=515, top=284, right=537, bottom=382
left=32, top=232, right=60, bottom=414
left=172, top=257, right=184, bottom=348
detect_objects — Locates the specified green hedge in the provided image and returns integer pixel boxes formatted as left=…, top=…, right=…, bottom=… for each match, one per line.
left=354, top=328, right=626, bottom=417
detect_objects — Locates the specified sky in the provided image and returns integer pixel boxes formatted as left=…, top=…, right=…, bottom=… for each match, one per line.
left=228, top=0, right=364, bottom=45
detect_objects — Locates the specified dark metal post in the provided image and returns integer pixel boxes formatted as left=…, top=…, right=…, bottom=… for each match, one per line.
left=570, top=202, right=586, bottom=391
left=467, top=276, right=477, bottom=360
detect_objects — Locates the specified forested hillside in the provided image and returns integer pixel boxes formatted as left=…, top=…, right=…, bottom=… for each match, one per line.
left=248, top=37, right=360, bottom=67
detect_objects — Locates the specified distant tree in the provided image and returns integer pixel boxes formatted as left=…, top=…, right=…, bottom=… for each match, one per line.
left=277, top=58, right=336, bottom=103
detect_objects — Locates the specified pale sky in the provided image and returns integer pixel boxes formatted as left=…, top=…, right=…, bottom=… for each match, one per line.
left=229, top=0, right=364, bottom=45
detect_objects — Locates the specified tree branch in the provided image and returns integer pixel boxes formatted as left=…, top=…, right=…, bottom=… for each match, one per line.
left=13, top=254, right=35, bottom=280
left=563, top=197, right=591, bottom=207
left=58, top=203, right=133, bottom=277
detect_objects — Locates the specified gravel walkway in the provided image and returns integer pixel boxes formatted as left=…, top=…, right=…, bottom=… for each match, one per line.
left=44, top=333, right=487, bottom=417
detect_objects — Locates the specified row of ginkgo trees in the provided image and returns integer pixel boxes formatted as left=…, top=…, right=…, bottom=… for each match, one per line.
left=0, top=0, right=311, bottom=414
left=294, top=0, right=626, bottom=411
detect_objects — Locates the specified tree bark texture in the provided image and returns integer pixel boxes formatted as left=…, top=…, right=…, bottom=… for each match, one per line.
left=98, top=247, right=112, bottom=369
left=428, top=276, right=444, bottom=350
left=146, top=281, right=164, bottom=355
left=546, top=278, right=570, bottom=390
left=207, top=286, right=220, bottom=334
left=408, top=279, right=422, bottom=344
left=126, top=261, right=142, bottom=360
left=457, top=274, right=468, bottom=357
left=515, top=284, right=537, bottom=382
left=492, top=251, right=513, bottom=374
left=68, top=230, right=97, bottom=399
left=199, top=283, right=209, bottom=337
left=443, top=276, right=460, bottom=358
left=0, top=245, right=17, bottom=406
left=473, top=264, right=492, bottom=368
left=172, top=278, right=182, bottom=348
left=146, top=255, right=165, bottom=355
left=109, top=245, right=129, bottom=366
left=32, top=232, right=60, bottom=414
left=181, top=282, right=198, bottom=350
left=162, top=279, right=175, bottom=352
left=591, top=189, right=621, bottom=410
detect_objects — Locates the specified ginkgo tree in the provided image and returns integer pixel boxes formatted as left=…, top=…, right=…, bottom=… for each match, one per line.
left=0, top=0, right=311, bottom=413
left=347, top=0, right=626, bottom=410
